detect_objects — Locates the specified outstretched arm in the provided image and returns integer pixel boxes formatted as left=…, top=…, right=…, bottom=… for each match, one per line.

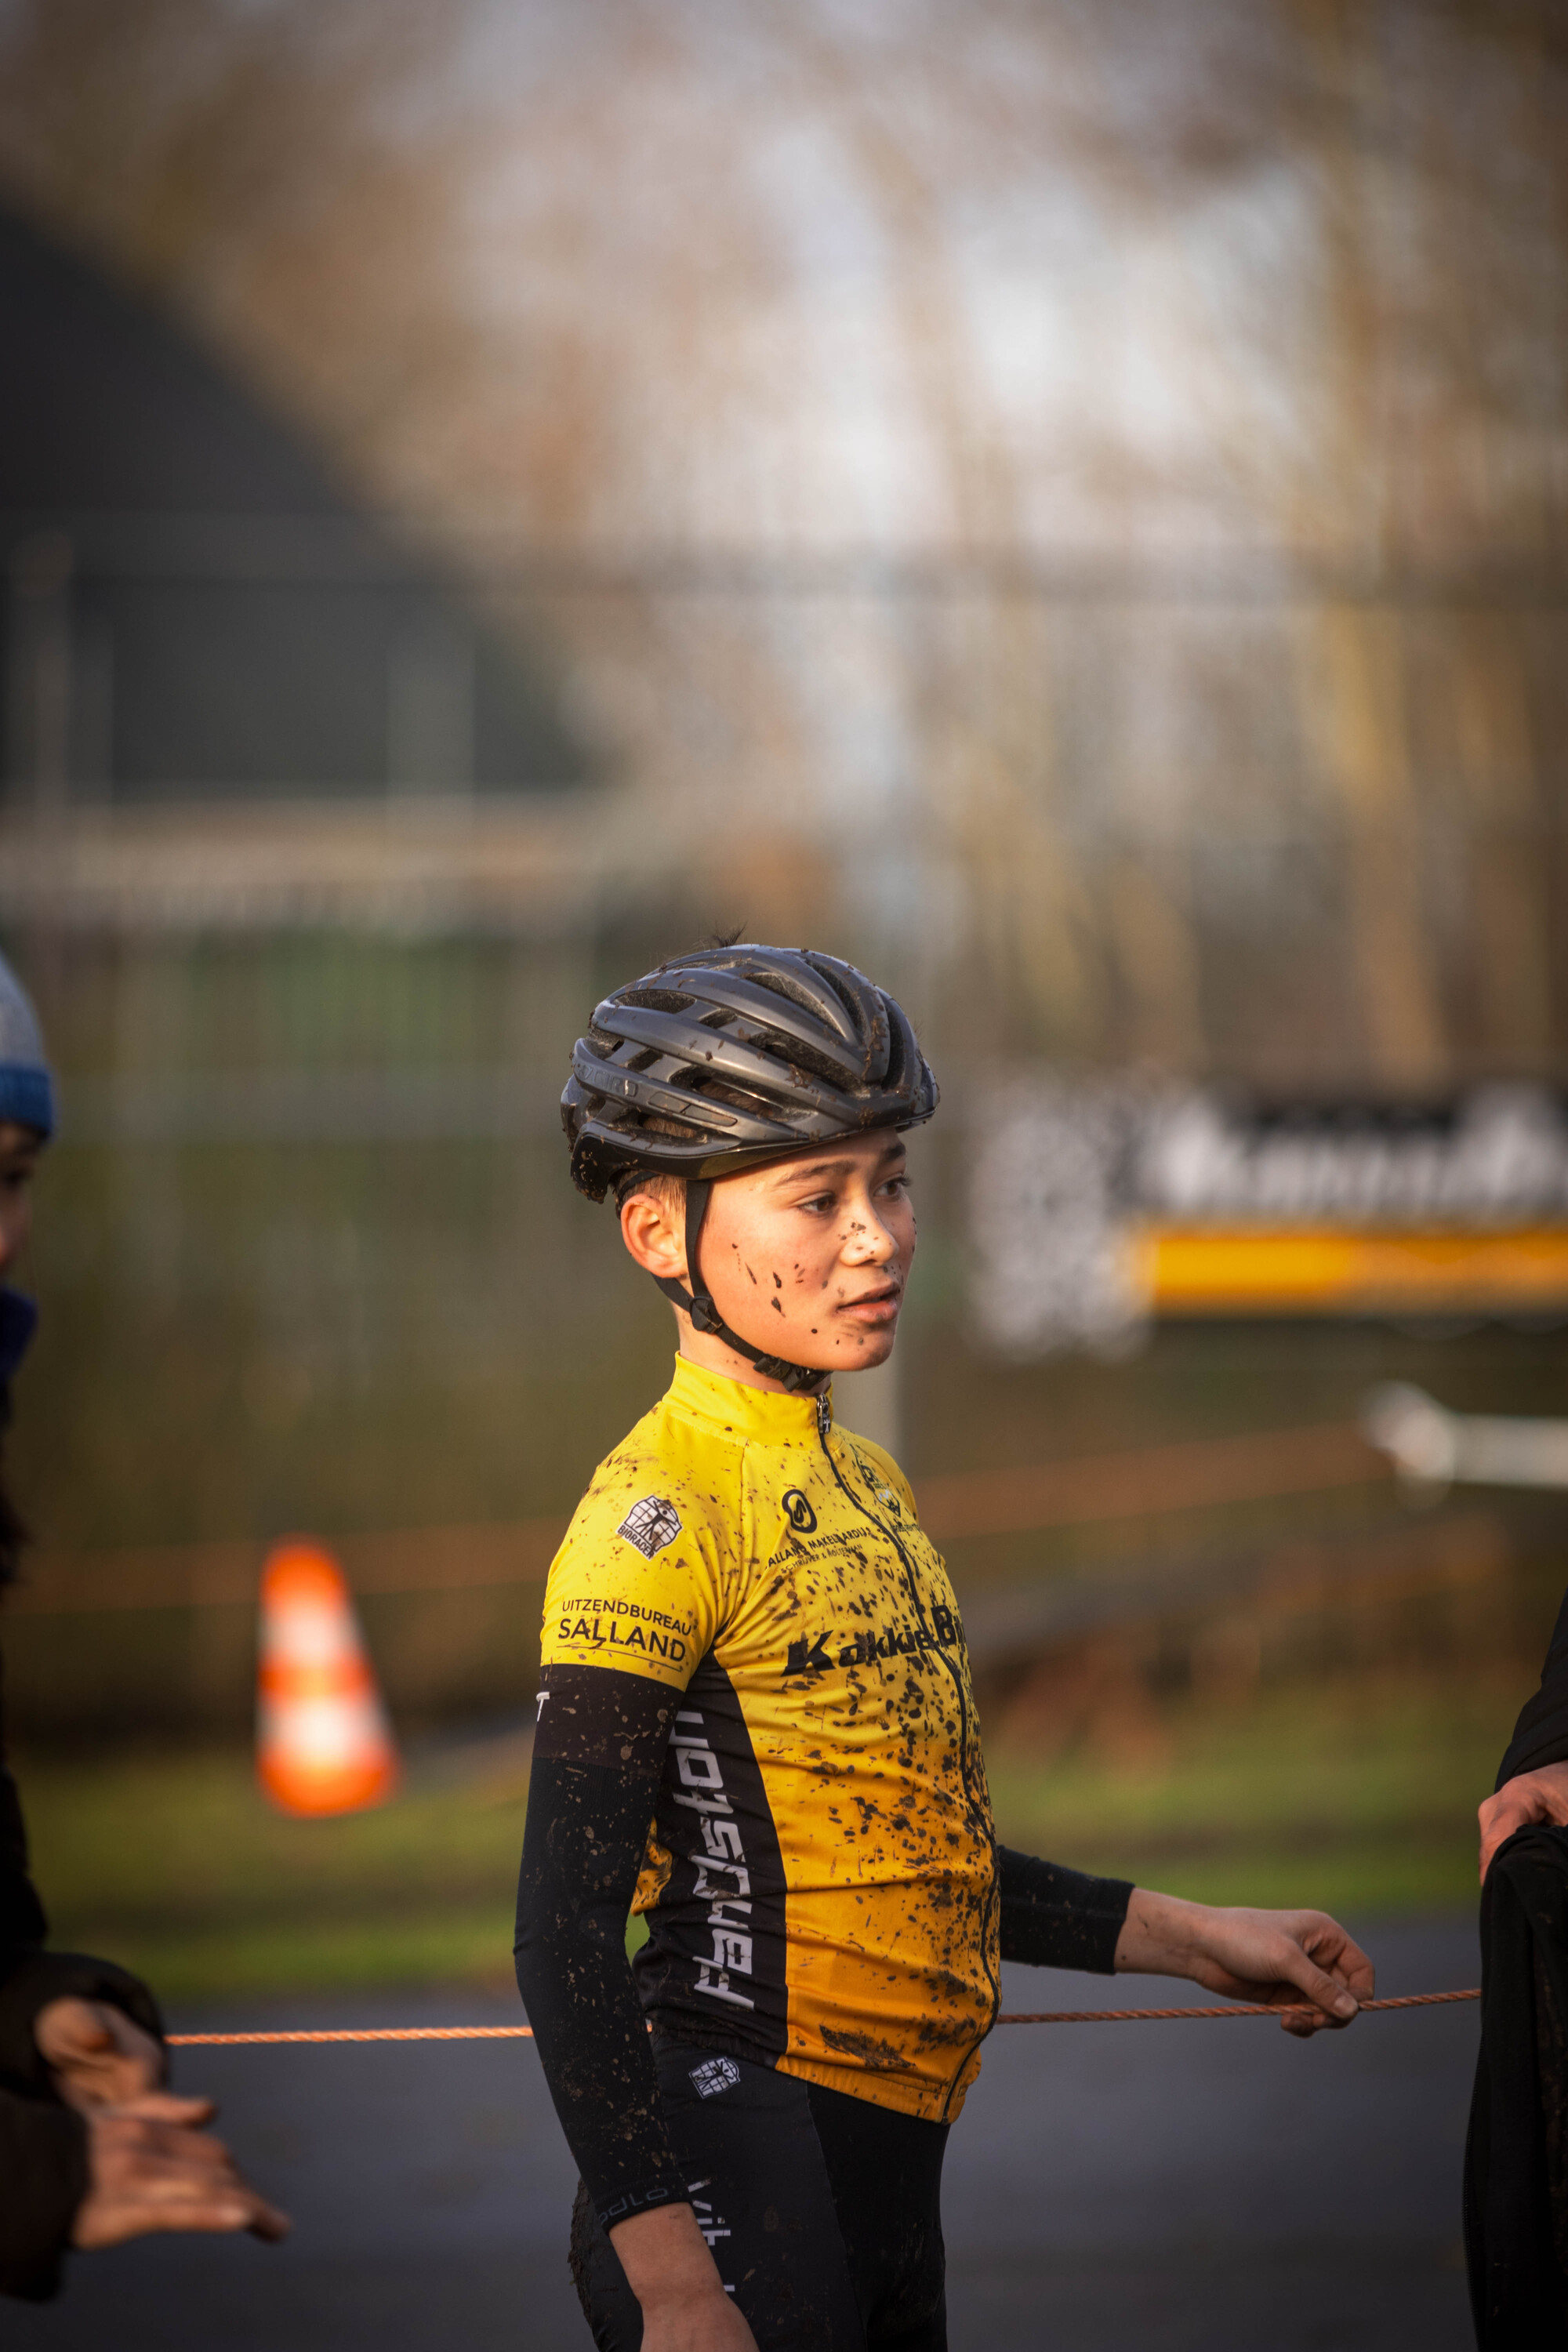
left=1114, top=1889, right=1373, bottom=2037
left=997, top=1849, right=1371, bottom=2035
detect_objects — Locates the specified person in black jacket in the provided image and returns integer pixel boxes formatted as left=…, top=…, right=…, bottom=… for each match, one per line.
left=1468, top=1591, right=1568, bottom=2340
left=1478, top=1591, right=1568, bottom=1882
left=0, top=956, right=285, bottom=2300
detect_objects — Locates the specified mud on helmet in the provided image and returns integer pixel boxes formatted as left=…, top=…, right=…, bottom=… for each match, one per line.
left=561, top=944, right=938, bottom=1392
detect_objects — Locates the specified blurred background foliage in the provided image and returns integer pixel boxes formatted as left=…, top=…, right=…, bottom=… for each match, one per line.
left=0, top=0, right=1565, bottom=1994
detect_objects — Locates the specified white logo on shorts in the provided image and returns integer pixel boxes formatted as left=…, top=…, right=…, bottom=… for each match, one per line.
left=617, top=1496, right=683, bottom=1558
left=689, top=2055, right=742, bottom=2100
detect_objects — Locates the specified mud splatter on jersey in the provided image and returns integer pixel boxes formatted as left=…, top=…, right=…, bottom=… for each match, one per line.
left=538, top=1356, right=999, bottom=2122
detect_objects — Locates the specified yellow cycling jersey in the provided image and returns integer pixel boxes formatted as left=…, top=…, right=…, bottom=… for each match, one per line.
left=537, top=1355, right=999, bottom=2122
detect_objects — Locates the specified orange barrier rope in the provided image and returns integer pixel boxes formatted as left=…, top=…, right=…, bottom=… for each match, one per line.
left=166, top=1989, right=1479, bottom=2047
left=170, top=2025, right=538, bottom=2045
left=996, top=1989, right=1480, bottom=2024
left=13, top=1419, right=1392, bottom=1620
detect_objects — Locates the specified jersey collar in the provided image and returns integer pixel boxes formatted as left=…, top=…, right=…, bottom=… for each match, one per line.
left=666, top=1353, right=829, bottom=1447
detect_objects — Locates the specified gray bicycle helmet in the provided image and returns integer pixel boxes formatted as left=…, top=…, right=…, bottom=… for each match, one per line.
left=562, top=944, right=938, bottom=1392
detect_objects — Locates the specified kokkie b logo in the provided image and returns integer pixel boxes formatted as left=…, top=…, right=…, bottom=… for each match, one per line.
left=781, top=1489, right=818, bottom=1534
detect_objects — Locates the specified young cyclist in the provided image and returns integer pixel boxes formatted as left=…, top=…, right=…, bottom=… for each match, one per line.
left=514, top=943, right=1374, bottom=2352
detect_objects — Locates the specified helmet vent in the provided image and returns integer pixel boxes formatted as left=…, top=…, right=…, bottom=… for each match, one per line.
left=749, top=971, right=822, bottom=1021
left=702, top=1079, right=775, bottom=1117
left=619, top=987, right=695, bottom=1014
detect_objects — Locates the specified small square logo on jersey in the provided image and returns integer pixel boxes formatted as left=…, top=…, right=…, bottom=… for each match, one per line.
left=617, top=1496, right=683, bottom=1558
left=854, top=1450, right=900, bottom=1513
left=689, top=2054, right=741, bottom=2100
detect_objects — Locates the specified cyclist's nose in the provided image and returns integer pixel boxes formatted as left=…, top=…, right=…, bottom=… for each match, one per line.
left=840, top=1200, right=898, bottom=1265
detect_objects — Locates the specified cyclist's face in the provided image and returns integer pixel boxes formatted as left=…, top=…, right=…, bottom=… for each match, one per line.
left=703, top=1133, right=916, bottom=1378
left=623, top=1131, right=916, bottom=1388
left=0, top=1122, right=42, bottom=1276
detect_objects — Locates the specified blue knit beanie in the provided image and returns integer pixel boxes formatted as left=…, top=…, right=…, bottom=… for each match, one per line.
left=0, top=953, right=53, bottom=1138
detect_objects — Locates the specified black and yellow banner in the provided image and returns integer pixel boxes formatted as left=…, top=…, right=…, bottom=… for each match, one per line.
left=971, top=1085, right=1568, bottom=1352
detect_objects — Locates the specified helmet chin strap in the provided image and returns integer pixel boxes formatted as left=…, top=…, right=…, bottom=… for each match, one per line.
left=652, top=1178, right=826, bottom=1397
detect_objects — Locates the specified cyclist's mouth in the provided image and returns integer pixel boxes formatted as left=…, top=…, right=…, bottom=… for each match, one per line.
left=838, top=1283, right=902, bottom=1326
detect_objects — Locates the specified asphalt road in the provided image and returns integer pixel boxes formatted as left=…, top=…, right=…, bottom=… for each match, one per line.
left=11, top=1919, right=1479, bottom=2352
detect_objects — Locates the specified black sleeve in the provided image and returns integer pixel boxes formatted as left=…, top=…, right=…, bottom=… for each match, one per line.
left=1497, top=1588, right=1568, bottom=1791
left=0, top=1639, right=165, bottom=2301
left=0, top=1738, right=88, bottom=2302
left=0, top=1948, right=165, bottom=2078
left=0, top=1944, right=166, bottom=2303
left=1, top=1638, right=49, bottom=1962
left=514, top=1664, right=688, bottom=2232
left=997, top=1846, right=1134, bottom=1975
left=0, top=2082, right=85, bottom=2302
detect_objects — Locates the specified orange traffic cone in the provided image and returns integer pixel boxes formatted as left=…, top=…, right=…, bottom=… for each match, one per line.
left=256, top=1541, right=400, bottom=1817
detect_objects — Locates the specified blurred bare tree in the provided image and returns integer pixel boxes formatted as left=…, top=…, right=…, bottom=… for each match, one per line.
left=0, top=0, right=1563, bottom=1085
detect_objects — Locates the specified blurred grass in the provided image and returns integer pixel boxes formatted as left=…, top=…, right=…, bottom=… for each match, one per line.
left=22, top=1747, right=532, bottom=2005
left=16, top=1661, right=1504, bottom=2005
left=986, top=1665, right=1515, bottom=1917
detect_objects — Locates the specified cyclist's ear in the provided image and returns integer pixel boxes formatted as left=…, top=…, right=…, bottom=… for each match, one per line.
left=619, top=1189, right=686, bottom=1281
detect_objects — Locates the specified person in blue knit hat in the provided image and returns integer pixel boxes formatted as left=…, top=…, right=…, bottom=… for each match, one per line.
left=0, top=956, right=53, bottom=1130
left=0, top=953, right=54, bottom=1399
left=0, top=950, right=286, bottom=2300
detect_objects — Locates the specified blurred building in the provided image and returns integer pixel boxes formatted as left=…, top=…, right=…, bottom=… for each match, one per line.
left=0, top=201, right=593, bottom=928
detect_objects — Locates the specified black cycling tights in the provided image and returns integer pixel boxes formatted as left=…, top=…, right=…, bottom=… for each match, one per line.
left=569, top=2042, right=949, bottom=2351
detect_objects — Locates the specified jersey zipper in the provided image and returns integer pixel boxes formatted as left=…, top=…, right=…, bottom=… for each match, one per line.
left=814, top=1394, right=1001, bottom=2114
